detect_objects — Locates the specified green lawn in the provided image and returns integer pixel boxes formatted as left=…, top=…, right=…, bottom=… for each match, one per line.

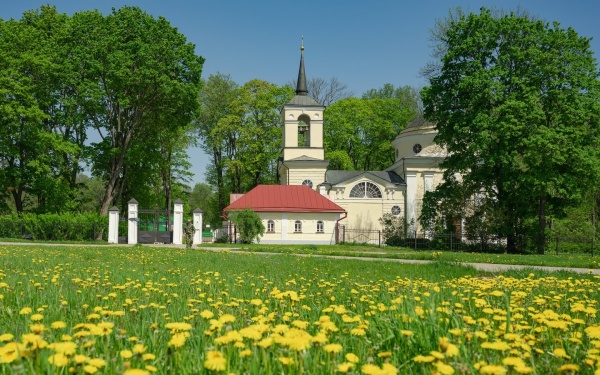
left=201, top=243, right=600, bottom=269
left=0, top=244, right=598, bottom=374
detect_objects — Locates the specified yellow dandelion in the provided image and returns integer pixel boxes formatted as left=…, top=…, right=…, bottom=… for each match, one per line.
left=168, top=333, right=186, bottom=348
left=240, top=349, right=252, bottom=357
left=123, top=370, right=150, bottom=375
left=83, top=365, right=98, bottom=374
left=278, top=357, right=294, bottom=365
left=120, top=350, right=133, bottom=359
left=30, top=314, right=43, bottom=321
left=200, top=310, right=214, bottom=319
left=479, top=365, right=507, bottom=375
left=324, top=343, right=343, bottom=354
left=142, top=353, right=156, bottom=361
left=557, top=364, right=579, bottom=373
left=19, top=307, right=32, bottom=315
left=88, top=358, right=107, bottom=368
left=377, top=351, right=392, bottom=358
left=51, top=321, right=67, bottom=330
left=0, top=334, right=14, bottom=342
left=204, top=351, right=227, bottom=372
left=435, top=361, right=455, bottom=375
left=345, top=353, right=359, bottom=363
left=337, top=362, right=355, bottom=373
left=48, top=353, right=69, bottom=367
left=133, top=344, right=147, bottom=354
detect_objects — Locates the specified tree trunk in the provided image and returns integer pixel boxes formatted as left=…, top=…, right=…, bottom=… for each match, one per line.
left=538, top=195, right=546, bottom=255
left=99, top=132, right=132, bottom=215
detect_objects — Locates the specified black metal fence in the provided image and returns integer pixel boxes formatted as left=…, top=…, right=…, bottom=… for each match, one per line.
left=337, top=226, right=381, bottom=246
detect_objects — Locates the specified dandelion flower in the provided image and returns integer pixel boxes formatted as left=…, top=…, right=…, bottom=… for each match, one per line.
left=204, top=351, right=227, bottom=371
left=51, top=321, right=67, bottom=330
left=345, top=353, right=359, bottom=363
left=324, top=343, right=343, bottom=354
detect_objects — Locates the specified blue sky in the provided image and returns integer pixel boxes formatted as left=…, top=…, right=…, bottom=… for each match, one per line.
left=3, top=1, right=600, bottom=185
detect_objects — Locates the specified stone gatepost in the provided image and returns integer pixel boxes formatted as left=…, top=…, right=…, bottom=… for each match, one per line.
left=127, top=199, right=138, bottom=245
left=108, top=206, right=119, bottom=244
left=193, top=208, right=203, bottom=245
left=173, top=199, right=184, bottom=245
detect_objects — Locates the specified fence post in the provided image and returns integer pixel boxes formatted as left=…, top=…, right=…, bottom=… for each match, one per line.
left=343, top=226, right=346, bottom=243
left=108, top=206, right=119, bottom=244
left=450, top=233, right=453, bottom=252
left=592, top=235, right=595, bottom=257
left=172, top=199, right=184, bottom=245
left=193, top=208, right=203, bottom=245
left=378, top=230, right=381, bottom=248
left=127, top=199, right=138, bottom=245
left=555, top=237, right=559, bottom=256
left=414, top=231, right=417, bottom=250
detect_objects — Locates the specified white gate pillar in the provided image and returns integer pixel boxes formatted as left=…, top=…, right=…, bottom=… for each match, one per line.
left=108, top=206, right=119, bottom=244
left=127, top=199, right=138, bottom=245
left=173, top=199, right=184, bottom=245
left=193, top=208, right=203, bottom=245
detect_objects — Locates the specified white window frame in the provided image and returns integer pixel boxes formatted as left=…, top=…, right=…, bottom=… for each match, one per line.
left=294, top=220, right=302, bottom=233
left=267, top=220, right=275, bottom=233
left=316, top=220, right=324, bottom=233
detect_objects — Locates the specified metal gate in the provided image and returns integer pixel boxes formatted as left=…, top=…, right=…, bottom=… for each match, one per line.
left=138, top=209, right=172, bottom=244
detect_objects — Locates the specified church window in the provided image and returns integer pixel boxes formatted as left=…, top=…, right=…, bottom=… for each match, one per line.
left=316, top=221, right=324, bottom=233
left=302, top=179, right=313, bottom=188
left=349, top=182, right=382, bottom=198
left=267, top=220, right=275, bottom=232
left=294, top=220, right=302, bottom=233
left=297, top=115, right=311, bottom=147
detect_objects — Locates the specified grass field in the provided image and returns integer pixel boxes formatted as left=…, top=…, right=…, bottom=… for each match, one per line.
left=0, top=245, right=599, bottom=374
left=203, top=243, right=600, bottom=270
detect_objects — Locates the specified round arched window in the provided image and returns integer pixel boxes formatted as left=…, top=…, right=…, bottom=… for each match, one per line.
left=391, top=206, right=401, bottom=216
left=349, top=182, right=382, bottom=198
left=413, top=144, right=422, bottom=154
left=302, top=180, right=313, bottom=188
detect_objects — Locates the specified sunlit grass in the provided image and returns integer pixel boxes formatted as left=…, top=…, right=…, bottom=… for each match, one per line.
left=203, top=243, right=600, bottom=269
left=0, top=245, right=599, bottom=374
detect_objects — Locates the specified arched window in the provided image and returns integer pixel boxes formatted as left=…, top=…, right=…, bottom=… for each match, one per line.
left=302, top=179, right=313, bottom=188
left=349, top=182, right=382, bottom=198
left=316, top=221, right=324, bottom=233
left=297, top=114, right=311, bottom=147
left=267, top=220, right=275, bottom=232
left=294, top=220, right=302, bottom=233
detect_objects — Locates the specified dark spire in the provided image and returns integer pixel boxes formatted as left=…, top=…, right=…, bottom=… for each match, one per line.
left=296, top=37, right=308, bottom=96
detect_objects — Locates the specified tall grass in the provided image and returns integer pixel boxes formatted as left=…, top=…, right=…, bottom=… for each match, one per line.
left=0, top=245, right=598, bottom=374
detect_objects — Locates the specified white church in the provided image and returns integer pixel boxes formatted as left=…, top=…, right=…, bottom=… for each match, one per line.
left=224, top=44, right=448, bottom=244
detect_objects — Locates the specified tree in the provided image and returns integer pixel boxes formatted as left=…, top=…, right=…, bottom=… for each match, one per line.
left=196, top=74, right=241, bottom=215
left=324, top=97, right=414, bottom=171
left=289, top=77, right=353, bottom=106
left=419, top=6, right=534, bottom=80
left=228, top=209, right=265, bottom=244
left=0, top=6, right=79, bottom=214
left=188, top=183, right=218, bottom=226
left=72, top=7, right=203, bottom=215
left=362, top=83, right=423, bottom=117
left=421, top=8, right=600, bottom=253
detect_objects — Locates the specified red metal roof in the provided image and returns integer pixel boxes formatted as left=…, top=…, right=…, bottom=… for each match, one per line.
left=224, top=185, right=346, bottom=213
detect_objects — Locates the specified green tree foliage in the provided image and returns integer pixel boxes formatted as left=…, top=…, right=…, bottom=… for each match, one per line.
left=228, top=209, right=265, bottom=244
left=421, top=8, right=600, bottom=253
left=188, top=183, right=220, bottom=227
left=0, top=6, right=80, bottom=213
left=0, top=6, right=202, bottom=215
left=71, top=7, right=203, bottom=214
left=324, top=96, right=415, bottom=171
left=196, top=74, right=293, bottom=214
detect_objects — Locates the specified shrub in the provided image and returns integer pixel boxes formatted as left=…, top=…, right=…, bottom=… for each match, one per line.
left=228, top=209, right=265, bottom=244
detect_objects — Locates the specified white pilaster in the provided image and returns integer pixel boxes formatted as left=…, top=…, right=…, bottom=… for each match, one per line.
left=405, top=171, right=417, bottom=233
left=173, top=199, right=184, bottom=245
left=193, top=208, right=203, bottom=245
left=424, top=172, right=434, bottom=193
left=281, top=213, right=288, bottom=242
left=108, top=206, right=119, bottom=244
left=127, top=199, right=138, bottom=245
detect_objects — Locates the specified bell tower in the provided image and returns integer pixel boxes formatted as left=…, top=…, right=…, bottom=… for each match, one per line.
left=278, top=40, right=329, bottom=188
